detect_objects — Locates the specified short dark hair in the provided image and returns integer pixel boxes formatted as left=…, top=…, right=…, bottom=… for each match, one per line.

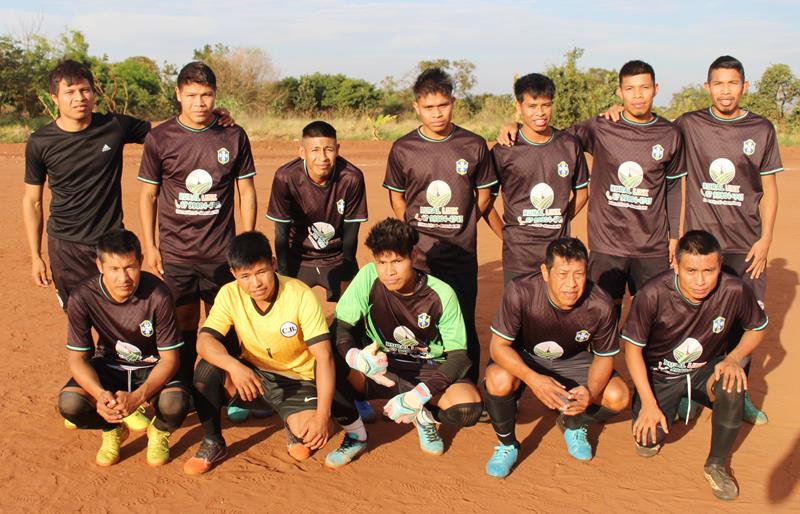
left=177, top=61, right=217, bottom=90
left=303, top=120, right=337, bottom=139
left=49, top=60, right=95, bottom=95
left=545, top=237, right=589, bottom=271
left=227, top=231, right=274, bottom=270
left=708, top=55, right=745, bottom=82
left=413, top=68, right=454, bottom=99
left=365, top=218, right=419, bottom=258
left=96, top=229, right=142, bottom=262
left=619, top=60, right=655, bottom=85
left=676, top=230, right=722, bottom=262
left=514, top=73, right=556, bottom=102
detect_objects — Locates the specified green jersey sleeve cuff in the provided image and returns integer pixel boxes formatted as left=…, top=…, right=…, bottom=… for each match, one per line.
left=744, top=316, right=769, bottom=332
left=66, top=343, right=93, bottom=352
left=666, top=171, right=687, bottom=180
left=137, top=177, right=161, bottom=185
left=237, top=171, right=256, bottom=179
left=266, top=214, right=293, bottom=223
left=383, top=184, right=405, bottom=193
left=344, top=218, right=368, bottom=223
left=476, top=179, right=499, bottom=189
left=158, top=341, right=185, bottom=351
left=490, top=326, right=515, bottom=341
left=592, top=348, right=620, bottom=357
left=620, top=334, right=646, bottom=347
left=574, top=180, right=590, bottom=189
left=760, top=167, right=783, bottom=176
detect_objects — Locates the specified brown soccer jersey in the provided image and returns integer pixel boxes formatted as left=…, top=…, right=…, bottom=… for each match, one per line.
left=675, top=108, right=784, bottom=253
left=621, top=270, right=767, bottom=378
left=66, top=272, right=183, bottom=368
left=138, top=117, right=256, bottom=264
left=492, top=129, right=590, bottom=273
left=571, top=115, right=684, bottom=258
left=491, top=272, right=619, bottom=360
left=267, top=156, right=368, bottom=267
left=383, top=126, right=497, bottom=273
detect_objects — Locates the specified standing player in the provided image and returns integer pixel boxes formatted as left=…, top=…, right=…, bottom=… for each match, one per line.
left=383, top=68, right=497, bottom=382
left=622, top=230, right=767, bottom=501
left=487, top=73, right=589, bottom=283
left=499, top=61, right=684, bottom=318
left=673, top=56, right=782, bottom=424
left=334, top=219, right=483, bottom=455
left=267, top=120, right=367, bottom=302
left=57, top=230, right=190, bottom=467
left=138, top=61, right=257, bottom=390
left=183, top=231, right=367, bottom=474
left=483, top=237, right=628, bottom=477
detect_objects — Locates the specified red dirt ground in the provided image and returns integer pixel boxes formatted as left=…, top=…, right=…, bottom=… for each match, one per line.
left=0, top=141, right=797, bottom=513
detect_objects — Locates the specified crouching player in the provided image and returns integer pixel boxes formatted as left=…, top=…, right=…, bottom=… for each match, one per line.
left=484, top=237, right=629, bottom=477
left=183, top=231, right=367, bottom=474
left=57, top=229, right=190, bottom=467
left=333, top=219, right=483, bottom=456
left=622, top=230, right=768, bottom=501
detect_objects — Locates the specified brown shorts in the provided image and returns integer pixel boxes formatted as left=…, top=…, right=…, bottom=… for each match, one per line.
left=47, top=235, right=98, bottom=311
left=589, top=251, right=669, bottom=300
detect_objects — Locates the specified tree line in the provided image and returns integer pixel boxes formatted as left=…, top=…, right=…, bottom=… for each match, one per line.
left=1, top=30, right=798, bottom=137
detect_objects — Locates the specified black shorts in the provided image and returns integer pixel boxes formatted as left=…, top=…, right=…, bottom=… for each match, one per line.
left=63, top=357, right=187, bottom=396
left=520, top=349, right=594, bottom=389
left=589, top=251, right=669, bottom=300
left=48, top=235, right=98, bottom=310
left=722, top=253, right=766, bottom=306
left=163, top=261, right=232, bottom=306
left=293, top=262, right=355, bottom=302
left=231, top=360, right=319, bottom=421
left=631, top=356, right=723, bottom=446
left=362, top=357, right=471, bottom=400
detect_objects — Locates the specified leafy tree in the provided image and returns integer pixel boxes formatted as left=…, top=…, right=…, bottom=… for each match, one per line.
left=664, top=84, right=708, bottom=120
left=747, top=64, right=800, bottom=131
left=545, top=48, right=617, bottom=128
left=193, top=44, right=277, bottom=113
left=416, top=59, right=477, bottom=97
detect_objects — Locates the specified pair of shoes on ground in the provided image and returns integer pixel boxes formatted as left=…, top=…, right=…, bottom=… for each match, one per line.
left=65, top=405, right=152, bottom=431
left=95, top=418, right=172, bottom=467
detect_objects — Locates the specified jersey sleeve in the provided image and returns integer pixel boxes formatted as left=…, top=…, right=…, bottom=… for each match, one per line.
left=235, top=130, right=257, bottom=179
left=344, top=171, right=368, bottom=223
left=266, top=170, right=294, bottom=223
left=568, top=118, right=595, bottom=154
left=590, top=299, right=620, bottom=356
left=24, top=137, right=47, bottom=185
left=572, top=140, right=590, bottom=189
left=490, top=281, right=524, bottom=342
left=334, top=264, right=376, bottom=326
left=137, top=132, right=163, bottom=185
left=737, top=283, right=769, bottom=331
left=430, top=279, right=467, bottom=352
left=474, top=140, right=498, bottom=189
left=153, top=287, right=184, bottom=352
left=760, top=123, right=784, bottom=175
left=619, top=290, right=654, bottom=347
left=297, top=285, right=329, bottom=346
left=201, top=284, right=236, bottom=338
left=118, top=114, right=151, bottom=144
left=65, top=292, right=94, bottom=352
left=383, top=143, right=406, bottom=192
left=665, top=128, right=687, bottom=180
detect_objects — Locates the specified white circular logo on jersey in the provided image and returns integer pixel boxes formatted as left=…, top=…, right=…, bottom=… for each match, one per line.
left=115, top=341, right=143, bottom=363
left=393, top=326, right=418, bottom=347
left=533, top=341, right=564, bottom=360
left=673, top=338, right=703, bottom=364
left=426, top=180, right=452, bottom=208
left=185, top=169, right=213, bottom=195
left=529, top=183, right=555, bottom=210
left=280, top=322, right=298, bottom=338
left=617, top=161, right=644, bottom=188
left=709, top=158, right=736, bottom=185
left=308, top=222, right=336, bottom=250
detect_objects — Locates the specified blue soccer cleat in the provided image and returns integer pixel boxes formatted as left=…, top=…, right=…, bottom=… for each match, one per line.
left=485, top=443, right=519, bottom=478
left=414, top=417, right=444, bottom=456
left=226, top=405, right=251, bottom=423
left=325, top=433, right=368, bottom=469
left=563, top=426, right=592, bottom=461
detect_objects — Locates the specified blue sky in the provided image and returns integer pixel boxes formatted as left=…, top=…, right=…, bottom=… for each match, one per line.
left=2, top=0, right=798, bottom=106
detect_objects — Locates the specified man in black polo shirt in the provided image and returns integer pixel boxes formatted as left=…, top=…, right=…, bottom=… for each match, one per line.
left=483, top=237, right=628, bottom=478
left=622, top=230, right=767, bottom=501
left=57, top=230, right=189, bottom=467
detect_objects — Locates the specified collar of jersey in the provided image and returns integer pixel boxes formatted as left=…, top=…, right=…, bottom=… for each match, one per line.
left=388, top=270, right=427, bottom=297
left=620, top=112, right=658, bottom=127
left=519, top=128, right=554, bottom=146
left=416, top=125, right=456, bottom=143
left=303, top=159, right=338, bottom=189
left=250, top=273, right=280, bottom=316
left=176, top=115, right=219, bottom=133
left=546, top=291, right=573, bottom=312
left=673, top=274, right=704, bottom=308
left=708, top=107, right=749, bottom=123
left=98, top=275, right=138, bottom=304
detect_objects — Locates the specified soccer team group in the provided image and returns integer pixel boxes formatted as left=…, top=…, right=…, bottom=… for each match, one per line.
left=22, top=54, right=782, bottom=502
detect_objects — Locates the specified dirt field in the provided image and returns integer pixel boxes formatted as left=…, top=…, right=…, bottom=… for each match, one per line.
left=0, top=141, right=797, bottom=513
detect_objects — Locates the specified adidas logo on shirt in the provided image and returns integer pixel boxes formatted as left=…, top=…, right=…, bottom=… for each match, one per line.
left=102, top=144, right=111, bottom=152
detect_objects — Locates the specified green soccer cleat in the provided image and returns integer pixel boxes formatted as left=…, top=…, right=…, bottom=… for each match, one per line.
left=325, top=433, right=368, bottom=469
left=96, top=424, right=129, bottom=467
left=743, top=392, right=768, bottom=425
left=123, top=405, right=151, bottom=432
left=146, top=420, right=172, bottom=466
left=226, top=405, right=251, bottom=423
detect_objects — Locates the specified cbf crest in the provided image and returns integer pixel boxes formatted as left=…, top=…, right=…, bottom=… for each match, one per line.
left=139, top=319, right=154, bottom=337
left=743, top=139, right=756, bottom=156
left=455, top=158, right=469, bottom=176
left=217, top=147, right=230, bottom=165
left=651, top=144, right=664, bottom=161
left=557, top=161, right=569, bottom=177
left=336, top=199, right=345, bottom=215
left=575, top=329, right=590, bottom=343
left=417, top=312, right=431, bottom=329
left=712, top=316, right=726, bottom=334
